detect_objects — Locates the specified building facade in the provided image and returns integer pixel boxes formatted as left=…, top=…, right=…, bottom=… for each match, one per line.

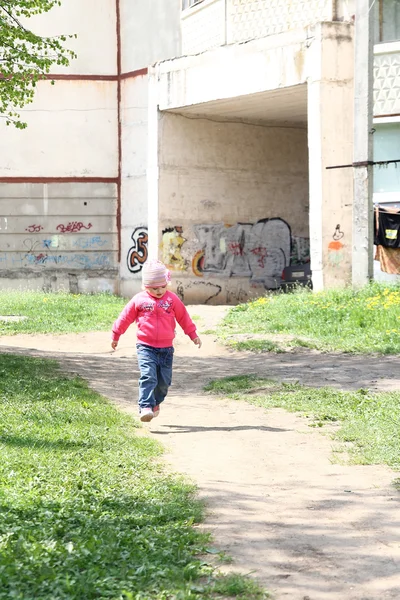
left=0, top=0, right=398, bottom=302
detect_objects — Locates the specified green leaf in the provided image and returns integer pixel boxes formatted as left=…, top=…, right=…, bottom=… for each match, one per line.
left=0, top=1, right=76, bottom=128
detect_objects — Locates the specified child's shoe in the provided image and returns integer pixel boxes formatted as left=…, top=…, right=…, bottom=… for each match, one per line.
left=140, top=407, right=154, bottom=422
left=153, top=405, right=160, bottom=418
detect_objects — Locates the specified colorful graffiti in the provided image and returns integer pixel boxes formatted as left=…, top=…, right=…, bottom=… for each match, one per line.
left=162, top=226, right=187, bottom=271
left=193, top=218, right=292, bottom=288
left=328, top=224, right=345, bottom=267
left=4, top=216, right=115, bottom=283
left=127, top=227, right=148, bottom=274
left=56, top=222, right=93, bottom=233
left=192, top=250, right=205, bottom=277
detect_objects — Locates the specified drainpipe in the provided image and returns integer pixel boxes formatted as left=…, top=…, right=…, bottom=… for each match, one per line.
left=352, top=0, right=374, bottom=287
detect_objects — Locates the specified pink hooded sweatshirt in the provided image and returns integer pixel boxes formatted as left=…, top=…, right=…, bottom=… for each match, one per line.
left=111, top=290, right=198, bottom=348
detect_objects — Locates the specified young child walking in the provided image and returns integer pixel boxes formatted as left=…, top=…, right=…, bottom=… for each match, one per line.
left=111, top=260, right=202, bottom=422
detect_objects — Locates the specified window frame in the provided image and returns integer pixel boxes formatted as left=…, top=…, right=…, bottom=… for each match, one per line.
left=373, top=117, right=400, bottom=199
left=182, top=0, right=205, bottom=10
left=376, top=0, right=400, bottom=44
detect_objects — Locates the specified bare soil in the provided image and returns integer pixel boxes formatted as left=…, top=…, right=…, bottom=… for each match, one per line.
left=1, top=305, right=400, bottom=600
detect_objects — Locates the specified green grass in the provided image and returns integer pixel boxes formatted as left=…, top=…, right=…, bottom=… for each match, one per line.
left=226, top=339, right=284, bottom=353
left=217, top=283, right=400, bottom=354
left=205, top=375, right=400, bottom=469
left=0, top=354, right=267, bottom=600
left=0, top=290, right=126, bottom=335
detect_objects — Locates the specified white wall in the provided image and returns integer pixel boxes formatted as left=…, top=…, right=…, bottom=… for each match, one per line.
left=180, top=0, right=337, bottom=55
left=120, top=0, right=181, bottom=73
left=155, top=29, right=309, bottom=111
left=120, top=75, right=149, bottom=298
left=0, top=1, right=119, bottom=293
left=374, top=47, right=400, bottom=116
left=0, top=183, right=118, bottom=293
left=307, top=23, right=354, bottom=291
left=157, top=113, right=309, bottom=303
left=227, top=0, right=334, bottom=43
left=117, top=0, right=182, bottom=296
left=336, top=0, right=356, bottom=21
left=0, top=81, right=118, bottom=178
left=21, top=0, right=117, bottom=75
left=181, top=0, right=226, bottom=55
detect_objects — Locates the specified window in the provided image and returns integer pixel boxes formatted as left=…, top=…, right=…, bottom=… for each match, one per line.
left=374, top=123, right=400, bottom=194
left=374, top=0, right=400, bottom=43
left=182, top=0, right=205, bottom=9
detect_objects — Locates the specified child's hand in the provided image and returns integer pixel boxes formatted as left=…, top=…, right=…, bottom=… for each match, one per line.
left=193, top=337, right=202, bottom=349
left=111, top=341, right=118, bottom=351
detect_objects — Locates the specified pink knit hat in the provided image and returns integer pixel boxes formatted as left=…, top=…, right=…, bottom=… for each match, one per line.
left=142, top=260, right=170, bottom=287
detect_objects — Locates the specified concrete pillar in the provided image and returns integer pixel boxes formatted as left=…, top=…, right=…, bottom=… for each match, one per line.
left=147, top=67, right=160, bottom=260
left=352, top=0, right=374, bottom=287
left=307, top=23, right=355, bottom=291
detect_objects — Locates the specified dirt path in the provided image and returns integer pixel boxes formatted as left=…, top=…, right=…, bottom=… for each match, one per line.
left=1, top=306, right=400, bottom=600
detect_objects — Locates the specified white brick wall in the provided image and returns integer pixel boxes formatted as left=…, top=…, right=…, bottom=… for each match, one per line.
left=374, top=49, right=400, bottom=116
left=181, top=0, right=226, bottom=55
left=228, top=0, right=334, bottom=43
left=181, top=0, right=335, bottom=55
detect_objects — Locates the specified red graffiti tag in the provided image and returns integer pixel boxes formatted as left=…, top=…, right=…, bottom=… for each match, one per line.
left=56, top=222, right=93, bottom=233
left=25, top=225, right=43, bottom=233
left=34, top=253, right=48, bottom=264
left=228, top=242, right=245, bottom=256
left=250, top=246, right=268, bottom=268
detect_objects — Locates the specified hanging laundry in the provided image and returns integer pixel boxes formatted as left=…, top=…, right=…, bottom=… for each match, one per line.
left=375, top=245, right=400, bottom=274
left=374, top=206, right=400, bottom=248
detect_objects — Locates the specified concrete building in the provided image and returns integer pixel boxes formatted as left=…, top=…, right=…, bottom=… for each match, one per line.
left=0, top=0, right=399, bottom=302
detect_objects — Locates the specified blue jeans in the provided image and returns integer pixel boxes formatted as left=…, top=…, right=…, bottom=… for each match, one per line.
left=136, top=344, right=174, bottom=410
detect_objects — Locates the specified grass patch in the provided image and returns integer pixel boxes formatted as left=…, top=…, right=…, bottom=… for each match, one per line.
left=0, top=355, right=267, bottom=599
left=0, top=290, right=126, bottom=335
left=205, top=375, right=400, bottom=469
left=227, top=339, right=285, bottom=353
left=213, top=574, right=265, bottom=598
left=217, top=283, right=400, bottom=354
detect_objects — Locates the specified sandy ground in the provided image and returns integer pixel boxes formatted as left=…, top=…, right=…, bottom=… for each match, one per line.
left=1, top=305, right=400, bottom=600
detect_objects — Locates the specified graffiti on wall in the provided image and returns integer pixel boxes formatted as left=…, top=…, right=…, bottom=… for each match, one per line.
left=193, top=218, right=292, bottom=288
left=291, top=236, right=310, bottom=265
left=328, top=224, right=345, bottom=267
left=127, top=227, right=148, bottom=274
left=3, top=215, right=116, bottom=282
left=162, top=226, right=187, bottom=271
left=25, top=224, right=43, bottom=233
left=56, top=222, right=92, bottom=233
left=176, top=280, right=222, bottom=304
left=24, top=253, right=112, bottom=269
left=19, top=232, right=112, bottom=271
left=73, top=236, right=107, bottom=249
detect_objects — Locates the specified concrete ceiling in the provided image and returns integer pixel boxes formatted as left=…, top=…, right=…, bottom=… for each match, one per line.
left=167, top=84, right=308, bottom=128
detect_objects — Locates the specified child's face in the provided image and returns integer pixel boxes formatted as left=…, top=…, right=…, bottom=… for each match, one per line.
left=146, top=285, right=167, bottom=299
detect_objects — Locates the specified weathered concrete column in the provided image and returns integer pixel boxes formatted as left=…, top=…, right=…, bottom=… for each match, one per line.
left=352, top=0, right=374, bottom=287
left=307, top=23, right=355, bottom=291
left=147, top=67, right=161, bottom=261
